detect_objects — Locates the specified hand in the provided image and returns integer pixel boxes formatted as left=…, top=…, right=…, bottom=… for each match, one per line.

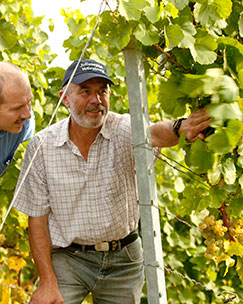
left=180, top=108, right=210, bottom=142
left=30, top=284, right=64, bottom=304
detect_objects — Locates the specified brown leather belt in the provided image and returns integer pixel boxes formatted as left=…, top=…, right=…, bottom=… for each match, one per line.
left=70, top=230, right=138, bottom=252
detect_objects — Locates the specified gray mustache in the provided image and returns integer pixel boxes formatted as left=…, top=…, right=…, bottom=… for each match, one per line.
left=85, top=104, right=105, bottom=112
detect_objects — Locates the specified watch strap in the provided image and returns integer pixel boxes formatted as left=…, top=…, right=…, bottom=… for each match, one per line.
left=173, top=118, right=185, bottom=138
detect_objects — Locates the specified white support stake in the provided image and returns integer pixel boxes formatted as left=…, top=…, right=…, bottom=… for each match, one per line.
left=124, top=45, right=167, bottom=304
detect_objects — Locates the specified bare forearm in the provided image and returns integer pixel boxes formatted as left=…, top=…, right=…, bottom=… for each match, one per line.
left=151, top=120, right=178, bottom=147
left=28, top=215, right=57, bottom=285
left=150, top=108, right=210, bottom=148
left=29, top=216, right=63, bottom=303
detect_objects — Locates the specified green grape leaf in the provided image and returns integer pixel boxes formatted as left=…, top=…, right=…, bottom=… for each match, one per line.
left=230, top=197, right=243, bottom=218
left=238, top=157, right=243, bottom=168
left=222, top=158, right=236, bottom=185
left=165, top=24, right=184, bottom=51
left=32, top=29, right=48, bottom=44
left=164, top=2, right=179, bottom=18
left=218, top=76, right=239, bottom=102
left=67, top=18, right=86, bottom=37
left=196, top=196, right=211, bottom=213
left=208, top=103, right=243, bottom=121
left=0, top=20, right=17, bottom=50
left=207, top=165, right=222, bottom=186
left=191, top=30, right=217, bottom=65
left=239, top=13, right=243, bottom=37
left=167, top=0, right=189, bottom=11
left=37, top=72, right=48, bottom=90
left=179, top=74, right=205, bottom=97
left=225, top=241, right=243, bottom=256
left=143, top=6, right=162, bottom=24
left=239, top=175, right=243, bottom=191
left=237, top=257, right=243, bottom=284
left=104, top=20, right=132, bottom=50
left=190, top=140, right=215, bottom=173
left=239, top=69, right=243, bottom=89
left=118, top=0, right=147, bottom=21
left=33, top=99, right=44, bottom=118
left=175, top=16, right=196, bottom=49
left=206, top=130, right=232, bottom=154
left=158, top=79, right=187, bottom=117
left=209, top=187, right=227, bottom=208
left=218, top=37, right=243, bottom=55
left=134, top=23, right=159, bottom=46
left=225, top=120, right=243, bottom=149
left=180, top=188, right=202, bottom=216
left=212, top=0, right=232, bottom=19
left=194, top=0, right=232, bottom=27
left=0, top=171, right=17, bottom=190
left=68, top=37, right=82, bottom=48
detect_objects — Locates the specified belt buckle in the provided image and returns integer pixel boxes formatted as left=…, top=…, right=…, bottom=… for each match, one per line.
left=95, top=242, right=109, bottom=251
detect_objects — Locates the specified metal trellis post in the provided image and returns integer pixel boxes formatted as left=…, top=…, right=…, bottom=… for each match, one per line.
left=123, top=43, right=167, bottom=304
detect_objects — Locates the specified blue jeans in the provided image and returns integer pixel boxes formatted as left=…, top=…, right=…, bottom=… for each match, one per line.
left=51, top=237, right=144, bottom=304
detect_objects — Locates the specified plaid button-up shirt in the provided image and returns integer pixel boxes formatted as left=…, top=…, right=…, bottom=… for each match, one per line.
left=13, top=112, right=142, bottom=247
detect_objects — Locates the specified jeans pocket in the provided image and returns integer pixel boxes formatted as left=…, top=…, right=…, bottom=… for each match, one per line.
left=124, top=237, right=143, bottom=262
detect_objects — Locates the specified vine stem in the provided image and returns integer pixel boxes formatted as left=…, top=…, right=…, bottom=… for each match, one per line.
left=220, top=202, right=235, bottom=242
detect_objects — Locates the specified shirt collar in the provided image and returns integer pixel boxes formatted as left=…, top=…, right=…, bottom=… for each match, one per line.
left=55, top=117, right=71, bottom=147
left=55, top=114, right=112, bottom=147
left=99, top=113, right=111, bottom=140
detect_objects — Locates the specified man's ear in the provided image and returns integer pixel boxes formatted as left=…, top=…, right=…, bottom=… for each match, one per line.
left=59, top=90, right=70, bottom=108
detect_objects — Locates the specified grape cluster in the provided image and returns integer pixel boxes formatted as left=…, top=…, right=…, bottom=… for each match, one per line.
left=199, top=215, right=228, bottom=259
left=0, top=234, right=6, bottom=246
left=12, top=286, right=27, bottom=303
left=229, top=219, right=243, bottom=244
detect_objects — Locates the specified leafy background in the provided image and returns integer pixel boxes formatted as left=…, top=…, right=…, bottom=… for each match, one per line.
left=0, top=0, right=242, bottom=303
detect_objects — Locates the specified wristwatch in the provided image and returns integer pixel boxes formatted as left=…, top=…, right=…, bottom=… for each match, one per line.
left=173, top=118, right=186, bottom=138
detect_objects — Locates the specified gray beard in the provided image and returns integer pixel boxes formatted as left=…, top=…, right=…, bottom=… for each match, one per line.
left=69, top=104, right=107, bottom=129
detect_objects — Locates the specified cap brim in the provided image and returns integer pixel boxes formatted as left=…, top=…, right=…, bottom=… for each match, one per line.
left=63, top=73, right=114, bottom=88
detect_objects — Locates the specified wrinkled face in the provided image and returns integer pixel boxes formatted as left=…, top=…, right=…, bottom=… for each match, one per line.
left=62, top=78, right=110, bottom=129
left=0, top=78, right=33, bottom=134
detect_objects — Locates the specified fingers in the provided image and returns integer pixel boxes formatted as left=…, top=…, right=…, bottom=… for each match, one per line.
left=181, top=108, right=211, bottom=141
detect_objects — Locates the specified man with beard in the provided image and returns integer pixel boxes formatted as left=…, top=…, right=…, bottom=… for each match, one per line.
left=13, top=59, right=210, bottom=304
left=0, top=62, right=35, bottom=177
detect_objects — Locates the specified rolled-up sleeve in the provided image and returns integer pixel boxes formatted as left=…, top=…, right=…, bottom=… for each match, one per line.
left=13, top=134, right=50, bottom=217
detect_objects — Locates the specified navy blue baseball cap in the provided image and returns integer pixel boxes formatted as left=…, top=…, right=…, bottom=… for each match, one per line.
left=62, top=59, right=114, bottom=88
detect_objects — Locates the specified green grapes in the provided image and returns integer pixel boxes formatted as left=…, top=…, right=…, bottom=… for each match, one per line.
left=0, top=234, right=6, bottom=246
left=199, top=215, right=227, bottom=259
left=229, top=219, right=243, bottom=245
left=12, top=286, right=27, bottom=303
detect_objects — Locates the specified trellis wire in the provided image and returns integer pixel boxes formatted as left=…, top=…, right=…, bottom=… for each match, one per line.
left=24, top=277, right=39, bottom=304
left=0, top=0, right=106, bottom=232
left=0, top=1, right=241, bottom=302
left=139, top=147, right=243, bottom=304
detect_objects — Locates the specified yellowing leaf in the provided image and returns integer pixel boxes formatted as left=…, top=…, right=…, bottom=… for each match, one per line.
left=0, top=280, right=11, bottom=304
left=6, top=257, right=26, bottom=272
left=37, top=72, right=48, bottom=90
left=214, top=253, right=230, bottom=263
left=223, top=257, right=235, bottom=277
left=225, top=241, right=243, bottom=256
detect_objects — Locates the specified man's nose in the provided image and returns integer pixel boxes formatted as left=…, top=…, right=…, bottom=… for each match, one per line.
left=90, top=92, right=102, bottom=104
left=20, top=104, right=31, bottom=119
